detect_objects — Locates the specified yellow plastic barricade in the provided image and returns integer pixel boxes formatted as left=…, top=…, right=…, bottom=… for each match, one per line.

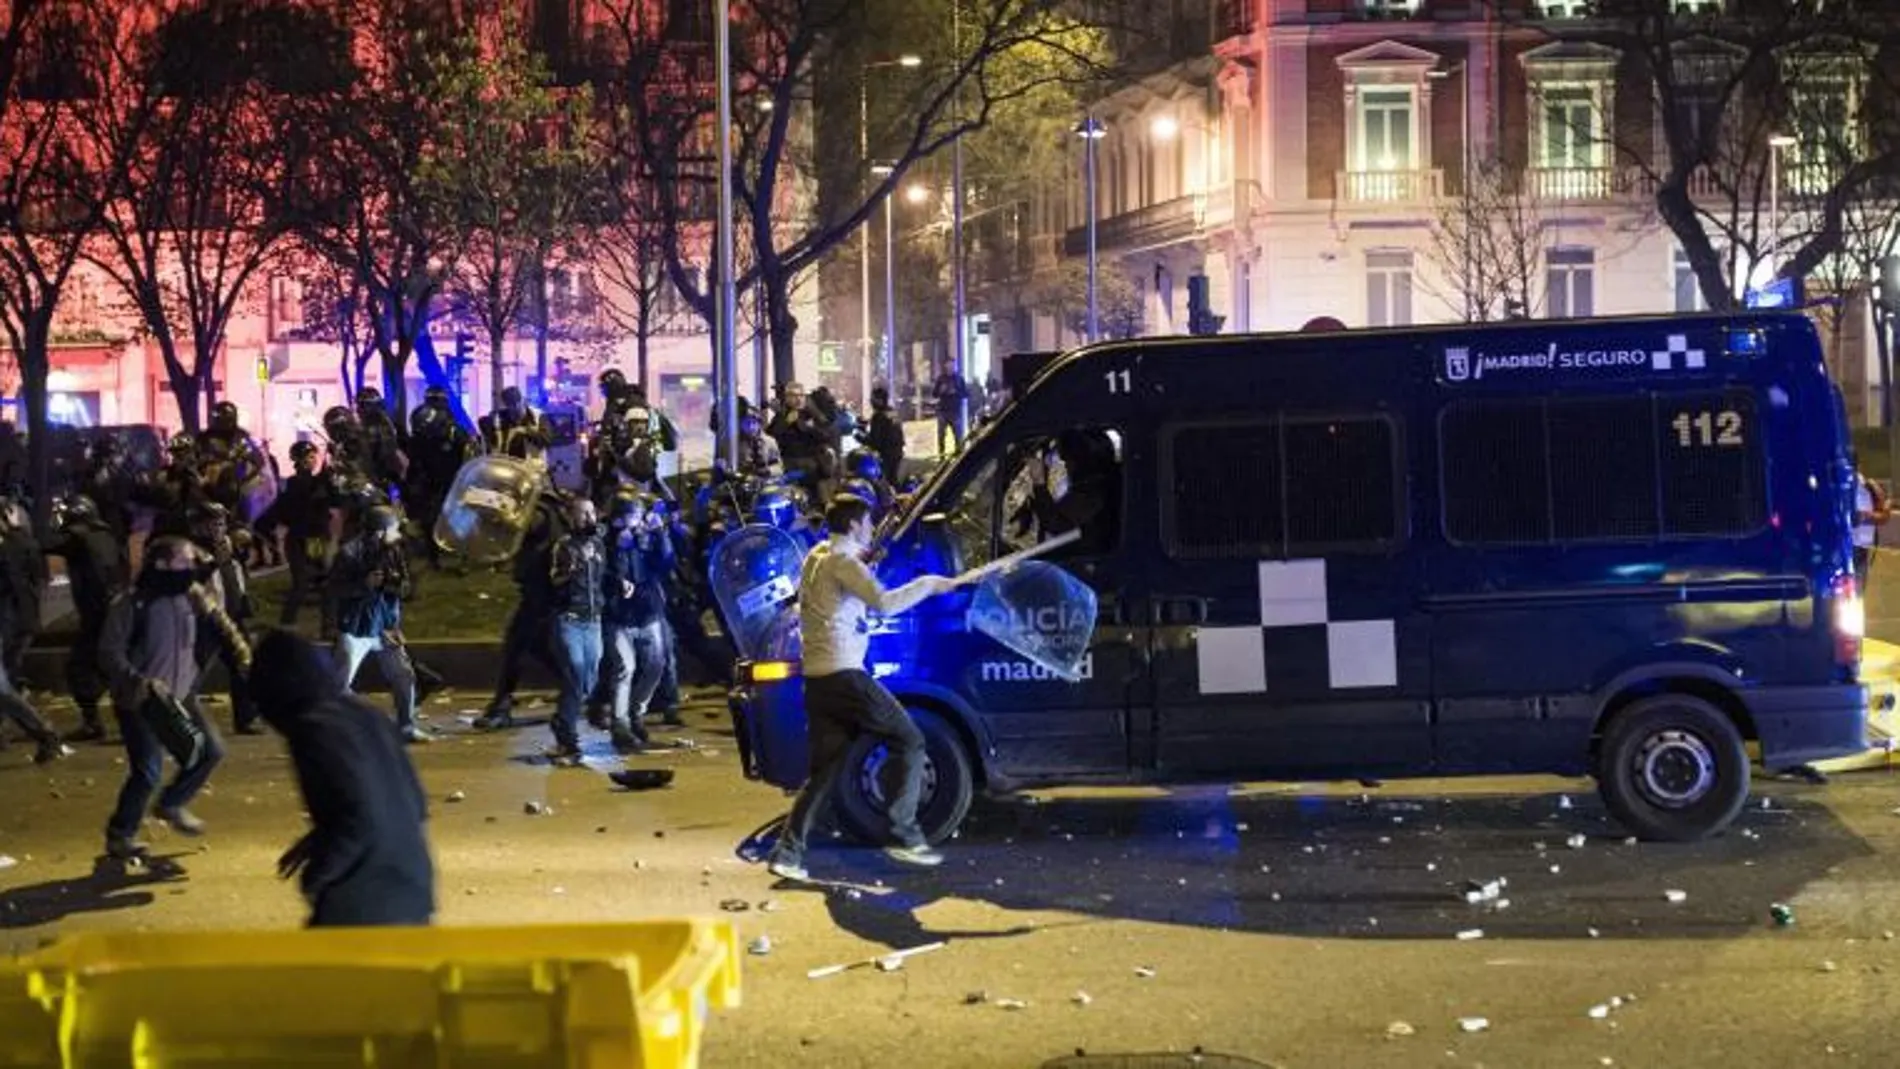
left=0, top=920, right=741, bottom=1069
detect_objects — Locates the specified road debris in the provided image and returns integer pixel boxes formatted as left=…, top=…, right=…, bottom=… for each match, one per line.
left=808, top=941, right=946, bottom=980
left=1772, top=904, right=1797, bottom=927
left=523, top=801, right=550, bottom=816
left=1455, top=929, right=1486, bottom=941
left=1457, top=1017, right=1490, bottom=1033
left=1566, top=834, right=1588, bottom=849
left=1386, top=1021, right=1416, bottom=1039
left=1664, top=889, right=1688, bottom=904
left=1071, top=991, right=1093, bottom=1007
left=874, top=955, right=905, bottom=973
left=1134, top=966, right=1157, bottom=979
left=996, top=998, right=1029, bottom=1011
left=1558, top=795, right=1574, bottom=810
left=963, top=991, right=988, bottom=1006
left=445, top=790, right=466, bottom=803
left=718, top=899, right=751, bottom=912
left=1819, top=960, right=1838, bottom=973
left=0, top=855, right=16, bottom=870
left=1587, top=928, right=1601, bottom=939
left=760, top=899, right=783, bottom=913
left=1464, top=878, right=1506, bottom=904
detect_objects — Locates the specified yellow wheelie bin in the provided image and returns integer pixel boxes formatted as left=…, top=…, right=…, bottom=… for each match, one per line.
left=0, top=919, right=741, bottom=1068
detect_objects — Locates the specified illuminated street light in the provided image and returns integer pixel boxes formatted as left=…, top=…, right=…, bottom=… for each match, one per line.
left=1076, top=115, right=1106, bottom=342
left=905, top=183, right=930, bottom=205
left=1150, top=114, right=1179, bottom=141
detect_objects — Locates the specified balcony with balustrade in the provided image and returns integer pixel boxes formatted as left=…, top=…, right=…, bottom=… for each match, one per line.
left=1525, top=166, right=1618, bottom=201
left=1335, top=168, right=1443, bottom=204
left=1059, top=183, right=1253, bottom=257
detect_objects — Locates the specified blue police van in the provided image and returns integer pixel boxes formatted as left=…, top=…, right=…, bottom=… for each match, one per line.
left=729, top=312, right=1868, bottom=843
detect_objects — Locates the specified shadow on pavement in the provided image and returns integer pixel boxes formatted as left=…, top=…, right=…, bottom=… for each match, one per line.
left=789, top=786, right=1871, bottom=949
left=0, top=855, right=190, bottom=930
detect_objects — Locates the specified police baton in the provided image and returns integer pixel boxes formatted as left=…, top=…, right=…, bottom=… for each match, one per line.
left=950, top=529, right=1081, bottom=587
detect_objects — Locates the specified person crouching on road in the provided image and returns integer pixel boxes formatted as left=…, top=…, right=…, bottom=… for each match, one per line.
left=548, top=497, right=608, bottom=766
left=767, top=495, right=966, bottom=881
left=329, top=505, right=431, bottom=744
left=604, top=491, right=676, bottom=754
left=251, top=630, right=434, bottom=928
left=98, top=536, right=245, bottom=860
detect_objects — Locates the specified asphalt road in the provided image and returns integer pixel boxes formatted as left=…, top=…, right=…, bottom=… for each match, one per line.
left=2, top=685, right=1898, bottom=1068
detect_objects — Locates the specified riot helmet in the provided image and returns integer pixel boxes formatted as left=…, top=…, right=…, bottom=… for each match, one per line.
left=209, top=401, right=240, bottom=434
left=753, top=486, right=797, bottom=531
left=844, top=448, right=883, bottom=483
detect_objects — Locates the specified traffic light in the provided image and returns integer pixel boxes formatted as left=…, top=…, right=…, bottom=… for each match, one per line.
left=1186, top=274, right=1225, bottom=336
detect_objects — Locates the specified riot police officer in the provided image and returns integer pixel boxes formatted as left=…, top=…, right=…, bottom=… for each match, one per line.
left=480, top=386, right=551, bottom=461
left=48, top=494, right=128, bottom=742
left=256, top=441, right=336, bottom=629
left=738, top=409, right=783, bottom=480
left=144, top=433, right=210, bottom=538
left=80, top=437, right=135, bottom=542
left=841, top=448, right=894, bottom=517
left=355, top=387, right=408, bottom=495
left=476, top=480, right=569, bottom=730
left=405, top=386, right=472, bottom=566
left=198, top=402, right=270, bottom=516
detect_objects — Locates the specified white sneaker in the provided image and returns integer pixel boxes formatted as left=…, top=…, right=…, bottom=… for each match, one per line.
left=883, top=844, right=944, bottom=868
left=767, top=856, right=809, bottom=881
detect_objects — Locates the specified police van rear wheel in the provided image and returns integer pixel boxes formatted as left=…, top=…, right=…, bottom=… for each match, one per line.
left=1596, top=695, right=1749, bottom=842
left=835, top=709, right=975, bottom=847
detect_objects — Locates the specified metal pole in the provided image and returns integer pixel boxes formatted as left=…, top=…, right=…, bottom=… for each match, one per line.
left=1769, top=143, right=1781, bottom=279
left=950, top=0, right=967, bottom=439
left=1461, top=62, right=1472, bottom=321
left=859, top=77, right=873, bottom=405
left=714, top=0, right=739, bottom=465
left=883, top=193, right=897, bottom=393
left=1085, top=118, right=1099, bottom=342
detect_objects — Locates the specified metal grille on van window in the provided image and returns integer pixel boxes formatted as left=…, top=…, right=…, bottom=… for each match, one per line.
left=1168, top=423, right=1283, bottom=557
left=1284, top=418, right=1398, bottom=549
left=1441, top=400, right=1550, bottom=543
left=1549, top=396, right=1659, bottom=540
left=1658, top=390, right=1767, bottom=536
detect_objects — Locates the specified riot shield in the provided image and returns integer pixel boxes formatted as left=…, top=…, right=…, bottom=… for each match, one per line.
left=966, top=560, right=1099, bottom=681
left=709, top=524, right=809, bottom=661
left=433, top=455, right=545, bottom=564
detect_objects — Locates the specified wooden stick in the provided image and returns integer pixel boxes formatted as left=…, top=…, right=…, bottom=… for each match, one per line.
left=954, top=529, right=1081, bottom=586
left=806, top=941, right=947, bottom=980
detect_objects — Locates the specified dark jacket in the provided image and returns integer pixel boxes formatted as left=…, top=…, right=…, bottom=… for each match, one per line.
left=866, top=407, right=905, bottom=473
left=605, top=528, right=675, bottom=628
left=0, top=527, right=45, bottom=640
left=513, top=495, right=568, bottom=603
left=550, top=530, right=606, bottom=620
left=251, top=631, right=433, bottom=927
left=49, top=524, right=127, bottom=619
left=256, top=471, right=335, bottom=541
left=329, top=536, right=405, bottom=638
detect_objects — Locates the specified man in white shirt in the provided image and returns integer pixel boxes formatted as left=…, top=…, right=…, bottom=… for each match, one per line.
left=768, top=495, right=962, bottom=879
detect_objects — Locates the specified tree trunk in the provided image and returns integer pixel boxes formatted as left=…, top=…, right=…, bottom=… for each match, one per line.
left=636, top=320, right=650, bottom=394
left=18, top=314, right=52, bottom=528
left=532, top=264, right=549, bottom=407
left=1876, top=298, right=1893, bottom=429
left=766, top=274, right=796, bottom=388
left=489, top=322, right=507, bottom=409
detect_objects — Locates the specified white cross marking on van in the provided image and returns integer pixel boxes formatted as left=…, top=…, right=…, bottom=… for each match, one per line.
left=1651, top=334, right=1706, bottom=371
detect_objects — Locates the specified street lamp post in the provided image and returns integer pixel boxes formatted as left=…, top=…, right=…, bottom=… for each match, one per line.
left=713, top=0, right=738, bottom=465
left=1076, top=116, right=1106, bottom=342
left=859, top=56, right=921, bottom=402
left=1768, top=133, right=1797, bottom=280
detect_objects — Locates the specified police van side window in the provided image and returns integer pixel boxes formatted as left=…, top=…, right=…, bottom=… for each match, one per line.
left=1164, top=416, right=1400, bottom=559
left=1440, top=389, right=1765, bottom=545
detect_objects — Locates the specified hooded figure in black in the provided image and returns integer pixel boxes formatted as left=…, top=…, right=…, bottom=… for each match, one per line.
left=251, top=629, right=434, bottom=928
left=49, top=494, right=128, bottom=741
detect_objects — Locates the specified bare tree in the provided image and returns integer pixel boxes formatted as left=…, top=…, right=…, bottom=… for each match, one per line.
left=599, top=0, right=1120, bottom=387
left=1422, top=160, right=1550, bottom=322
left=1521, top=0, right=1900, bottom=309
left=79, top=0, right=346, bottom=431
left=0, top=1, right=133, bottom=509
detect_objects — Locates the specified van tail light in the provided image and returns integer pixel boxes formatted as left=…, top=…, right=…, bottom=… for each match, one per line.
left=1833, top=574, right=1864, bottom=669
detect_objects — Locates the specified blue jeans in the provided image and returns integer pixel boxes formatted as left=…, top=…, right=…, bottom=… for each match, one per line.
left=334, top=632, right=416, bottom=730
left=653, top=615, right=681, bottom=715
left=554, top=616, right=603, bottom=748
left=607, top=620, right=666, bottom=738
left=107, top=698, right=225, bottom=841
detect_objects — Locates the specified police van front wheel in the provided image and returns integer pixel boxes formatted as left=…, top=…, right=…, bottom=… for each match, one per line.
left=1595, top=695, right=1749, bottom=842
left=835, top=709, right=975, bottom=847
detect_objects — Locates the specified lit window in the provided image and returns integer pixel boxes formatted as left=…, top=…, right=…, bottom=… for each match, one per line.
left=1359, top=88, right=1415, bottom=172
left=1367, top=250, right=1414, bottom=327
left=1539, top=86, right=1600, bottom=169
left=1546, top=247, right=1595, bottom=318
left=1360, top=0, right=1416, bottom=17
